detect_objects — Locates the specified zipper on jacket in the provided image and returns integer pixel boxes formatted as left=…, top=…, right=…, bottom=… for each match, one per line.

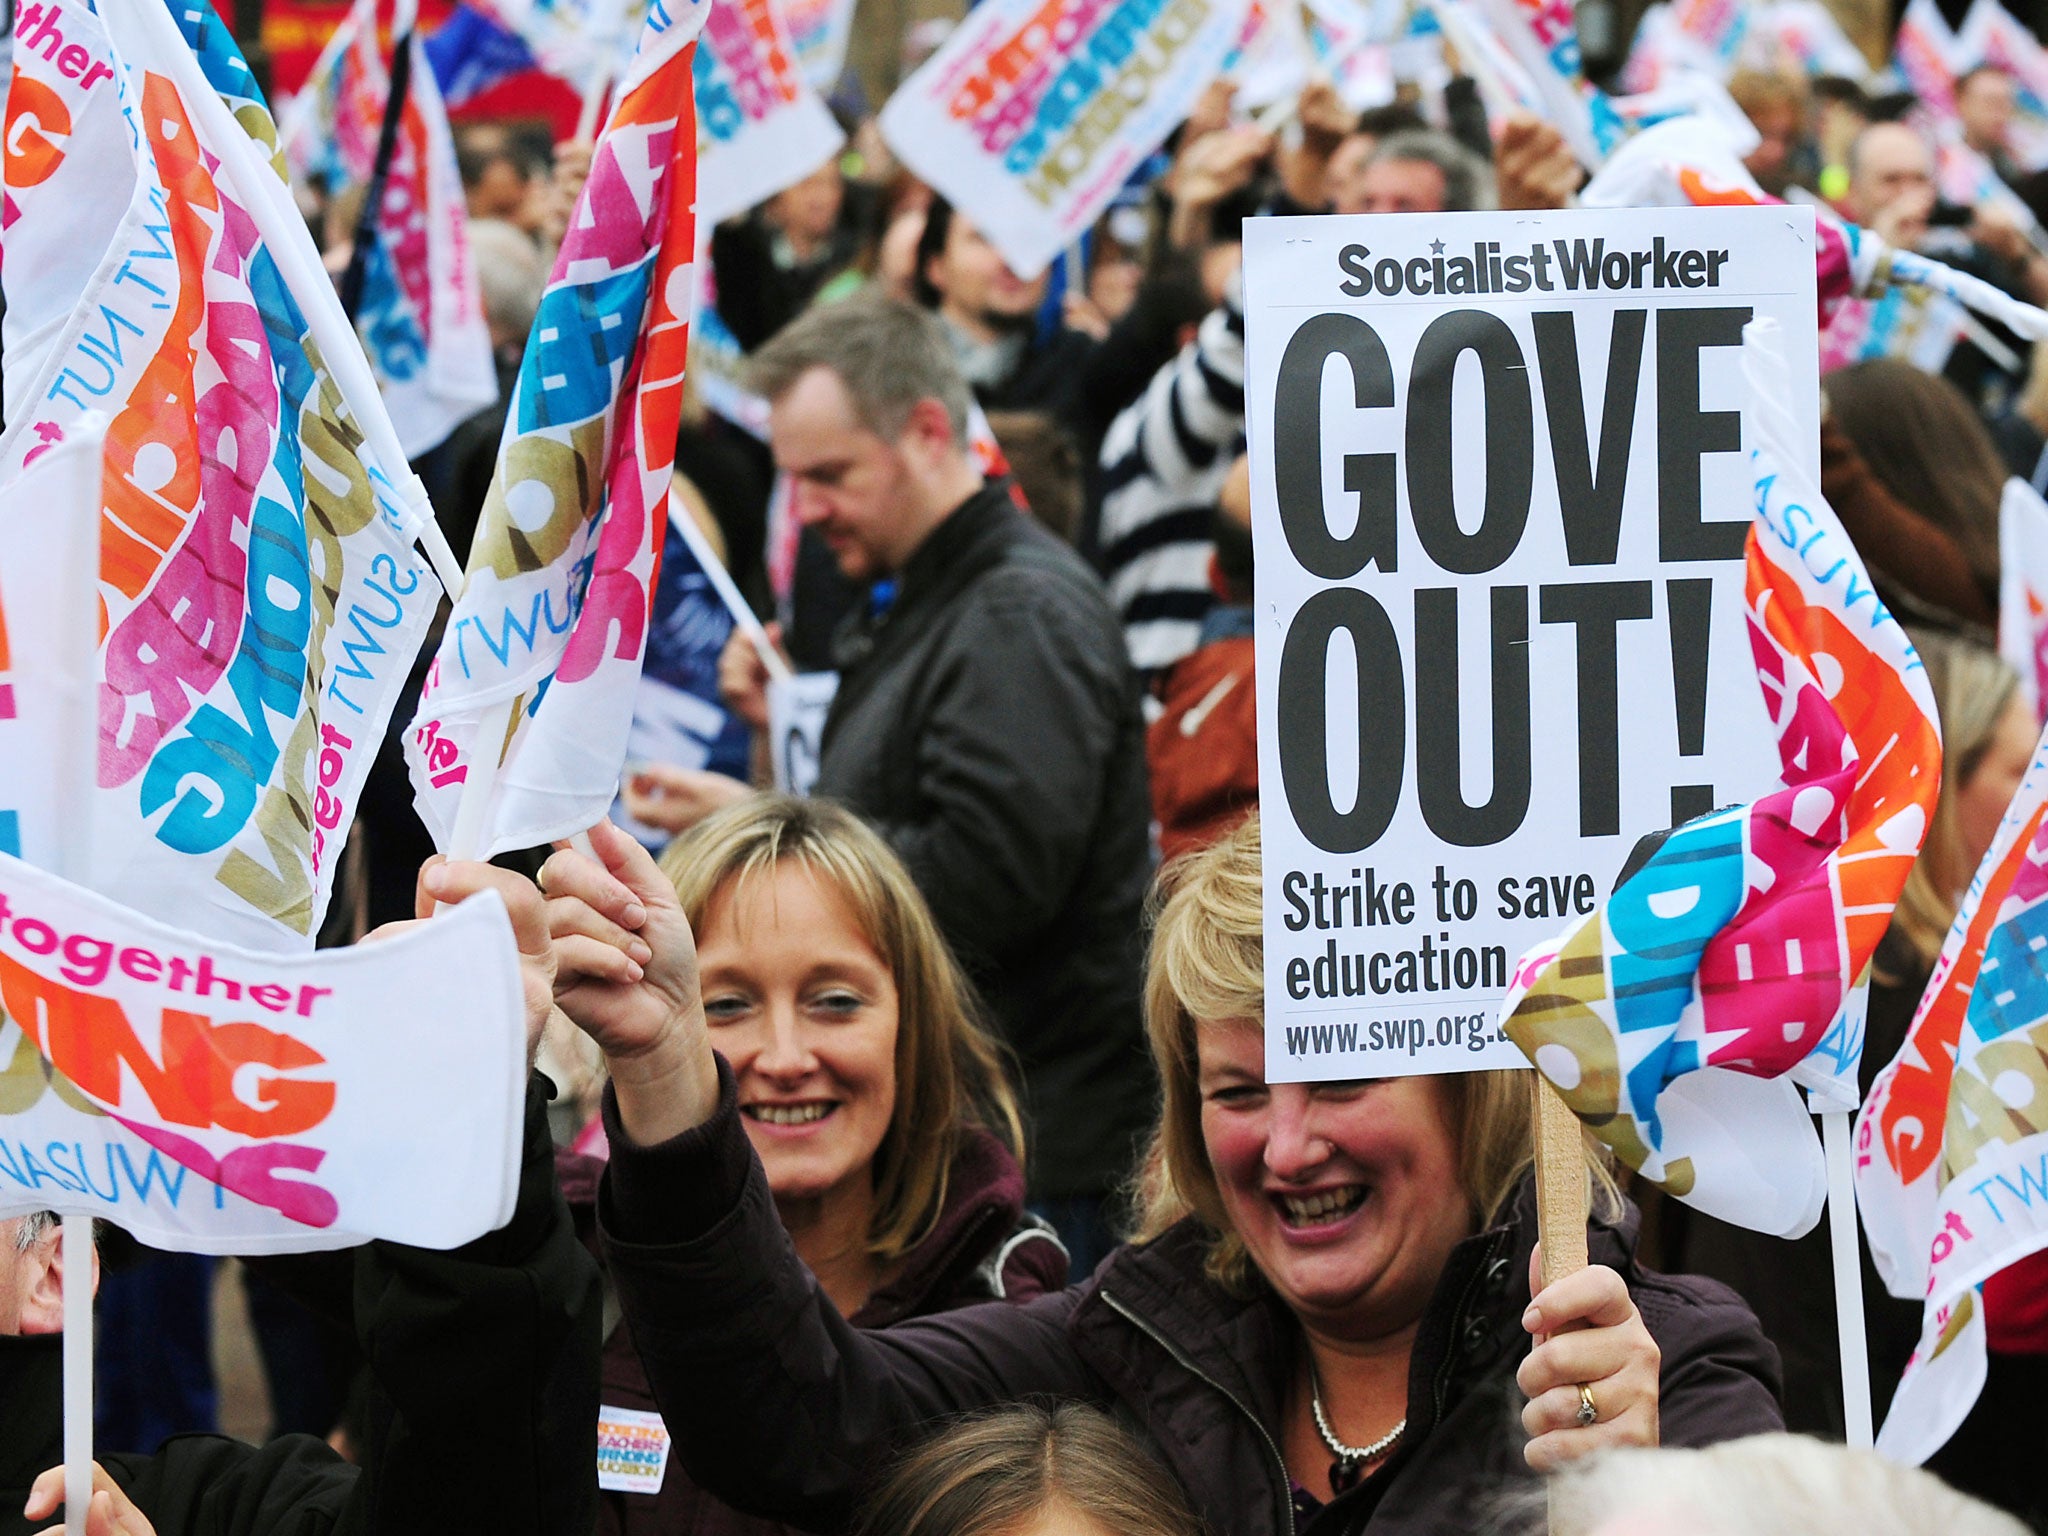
left=1100, top=1289, right=1297, bottom=1536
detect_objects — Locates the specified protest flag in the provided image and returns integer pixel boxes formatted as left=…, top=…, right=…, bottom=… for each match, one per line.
left=406, top=0, right=710, bottom=860
left=1465, top=0, right=1627, bottom=167
left=1854, top=700, right=2048, bottom=1463
left=695, top=0, right=846, bottom=229
left=426, top=1, right=542, bottom=105
left=875, top=0, right=1253, bottom=279
left=1895, top=0, right=1962, bottom=121
left=286, top=0, right=499, bottom=459
left=0, top=0, right=453, bottom=953
left=1500, top=317, right=1942, bottom=1241
left=781, top=0, right=859, bottom=88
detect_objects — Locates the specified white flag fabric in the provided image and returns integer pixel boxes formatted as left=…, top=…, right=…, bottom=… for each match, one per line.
left=406, top=0, right=710, bottom=857
left=695, top=0, right=845, bottom=230
left=1856, top=714, right=2048, bottom=1462
left=0, top=0, right=444, bottom=951
left=2001, top=478, right=2048, bottom=723
left=0, top=848, right=525, bottom=1253
left=877, top=0, right=1252, bottom=278
left=782, top=0, right=860, bottom=88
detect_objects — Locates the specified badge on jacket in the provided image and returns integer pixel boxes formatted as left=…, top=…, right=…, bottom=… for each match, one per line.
left=598, top=1406, right=672, bottom=1495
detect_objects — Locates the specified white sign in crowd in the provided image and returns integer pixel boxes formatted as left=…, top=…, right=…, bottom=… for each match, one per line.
left=1245, top=204, right=1817, bottom=1081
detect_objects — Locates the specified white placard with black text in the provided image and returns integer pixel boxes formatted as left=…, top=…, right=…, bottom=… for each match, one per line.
left=1246, top=205, right=1820, bottom=1081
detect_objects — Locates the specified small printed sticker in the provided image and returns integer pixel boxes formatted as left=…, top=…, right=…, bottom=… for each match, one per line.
left=597, top=1405, right=672, bottom=1494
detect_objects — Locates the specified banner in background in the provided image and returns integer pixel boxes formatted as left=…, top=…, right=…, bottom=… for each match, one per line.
left=782, top=0, right=859, bottom=88
left=1895, top=0, right=1961, bottom=120
left=1245, top=206, right=1817, bottom=1088
left=695, top=0, right=846, bottom=229
left=1504, top=317, right=1940, bottom=1238
left=0, top=849, right=525, bottom=1252
left=1223, top=0, right=1311, bottom=108
left=408, top=0, right=709, bottom=857
left=877, top=0, right=1252, bottom=278
left=0, top=0, right=443, bottom=951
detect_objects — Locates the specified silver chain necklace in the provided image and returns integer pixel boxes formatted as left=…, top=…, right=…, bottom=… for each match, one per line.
left=1309, top=1367, right=1406, bottom=1467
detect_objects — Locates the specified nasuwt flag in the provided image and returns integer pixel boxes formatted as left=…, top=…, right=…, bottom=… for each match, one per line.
left=1666, top=0, right=1745, bottom=69
left=876, top=0, right=1252, bottom=278
left=1854, top=713, right=2048, bottom=1463
left=1222, top=0, right=1311, bottom=109
left=407, top=0, right=710, bottom=857
left=2000, top=477, right=2048, bottom=723
left=0, top=0, right=445, bottom=952
left=1302, top=0, right=1395, bottom=109
left=0, top=846, right=526, bottom=1252
left=695, top=0, right=845, bottom=229
left=1958, top=0, right=2048, bottom=169
left=1500, top=319, right=1942, bottom=1239
left=290, top=0, right=498, bottom=458
left=469, top=0, right=643, bottom=89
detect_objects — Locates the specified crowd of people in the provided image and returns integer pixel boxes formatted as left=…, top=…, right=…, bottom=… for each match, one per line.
left=13, top=10, right=2048, bottom=1536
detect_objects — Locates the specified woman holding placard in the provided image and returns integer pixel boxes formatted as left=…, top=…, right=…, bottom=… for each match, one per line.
left=546, top=815, right=1781, bottom=1536
left=563, top=796, right=1068, bottom=1536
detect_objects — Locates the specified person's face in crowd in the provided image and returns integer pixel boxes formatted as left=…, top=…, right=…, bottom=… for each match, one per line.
left=1959, top=69, right=2017, bottom=157
left=1844, top=123, right=1935, bottom=245
left=1196, top=1024, right=1472, bottom=1339
left=0, top=1218, right=66, bottom=1336
left=697, top=862, right=900, bottom=1211
left=1324, top=132, right=1378, bottom=214
left=927, top=215, right=1046, bottom=332
left=468, top=154, right=534, bottom=226
left=1958, top=692, right=2039, bottom=874
left=1352, top=156, right=1449, bottom=215
left=770, top=161, right=846, bottom=250
left=772, top=365, right=957, bottom=580
left=1743, top=103, right=1803, bottom=197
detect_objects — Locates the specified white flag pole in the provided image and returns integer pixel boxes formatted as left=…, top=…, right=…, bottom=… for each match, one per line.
left=668, top=487, right=793, bottom=683
left=1823, top=1106, right=1876, bottom=1447
left=61, top=1221, right=92, bottom=1536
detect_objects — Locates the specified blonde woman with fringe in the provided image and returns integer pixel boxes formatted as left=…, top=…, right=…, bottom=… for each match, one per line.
left=559, top=796, right=1067, bottom=1536
left=544, top=813, right=1780, bottom=1536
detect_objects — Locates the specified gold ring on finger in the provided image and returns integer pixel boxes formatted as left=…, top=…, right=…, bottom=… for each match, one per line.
left=1575, top=1384, right=1597, bottom=1427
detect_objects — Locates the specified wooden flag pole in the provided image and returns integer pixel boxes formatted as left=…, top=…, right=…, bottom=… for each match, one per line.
left=1531, top=1073, right=1588, bottom=1534
left=1531, top=1074, right=1590, bottom=1286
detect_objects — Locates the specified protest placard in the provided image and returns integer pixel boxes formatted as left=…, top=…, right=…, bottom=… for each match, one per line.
left=769, top=673, right=840, bottom=795
left=876, top=0, right=1251, bottom=278
left=0, top=848, right=526, bottom=1252
left=1244, top=205, right=1819, bottom=1085
left=696, top=0, right=845, bottom=230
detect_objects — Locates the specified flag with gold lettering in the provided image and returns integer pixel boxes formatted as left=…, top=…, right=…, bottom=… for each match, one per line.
left=0, top=0, right=444, bottom=952
left=405, top=0, right=709, bottom=856
left=1500, top=319, right=1942, bottom=1238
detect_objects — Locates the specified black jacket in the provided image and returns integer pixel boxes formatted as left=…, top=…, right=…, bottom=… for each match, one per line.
left=0, top=1077, right=601, bottom=1536
left=817, top=485, right=1155, bottom=1198
left=598, top=1064, right=1785, bottom=1536
left=563, top=1125, right=1069, bottom=1536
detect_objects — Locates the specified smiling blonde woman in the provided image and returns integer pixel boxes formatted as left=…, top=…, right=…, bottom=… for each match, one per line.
left=546, top=813, right=1783, bottom=1536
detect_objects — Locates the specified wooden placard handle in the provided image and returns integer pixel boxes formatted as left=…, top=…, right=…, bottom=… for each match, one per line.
left=1531, top=1073, right=1590, bottom=1289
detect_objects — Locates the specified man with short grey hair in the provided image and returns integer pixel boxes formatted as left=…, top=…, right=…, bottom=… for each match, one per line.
left=724, top=296, right=1155, bottom=1266
left=1342, top=128, right=1496, bottom=215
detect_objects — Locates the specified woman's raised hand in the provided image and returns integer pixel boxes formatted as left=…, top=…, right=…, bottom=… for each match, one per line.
left=542, top=820, right=720, bottom=1146
left=1515, top=1245, right=1661, bottom=1473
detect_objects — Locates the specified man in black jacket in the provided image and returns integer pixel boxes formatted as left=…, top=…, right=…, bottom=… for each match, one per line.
left=0, top=862, right=600, bottom=1536
left=725, top=296, right=1155, bottom=1269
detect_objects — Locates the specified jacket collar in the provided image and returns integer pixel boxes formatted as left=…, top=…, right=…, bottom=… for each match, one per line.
left=0, top=1333, right=64, bottom=1499
left=855, top=1125, right=1028, bottom=1328
left=827, top=483, right=1018, bottom=675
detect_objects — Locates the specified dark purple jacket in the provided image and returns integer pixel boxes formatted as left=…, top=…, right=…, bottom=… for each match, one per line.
left=598, top=1061, right=1784, bottom=1536
left=562, top=1115, right=1067, bottom=1536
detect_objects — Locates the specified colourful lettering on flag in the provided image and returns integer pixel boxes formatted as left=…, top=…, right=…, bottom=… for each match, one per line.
left=407, top=0, right=710, bottom=856
left=1857, top=712, right=2048, bottom=1463
left=2000, top=479, right=2048, bottom=724
left=1501, top=319, right=1941, bottom=1239
left=0, top=0, right=444, bottom=951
